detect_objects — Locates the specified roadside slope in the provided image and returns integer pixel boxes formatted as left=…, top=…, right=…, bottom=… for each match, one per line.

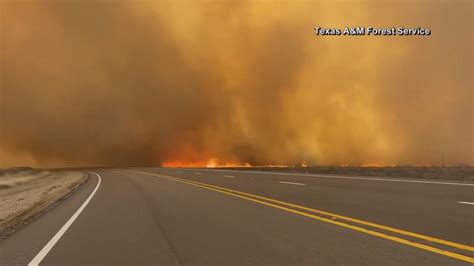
left=0, top=169, right=87, bottom=238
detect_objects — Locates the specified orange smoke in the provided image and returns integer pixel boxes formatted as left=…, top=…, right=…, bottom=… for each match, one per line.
left=0, top=1, right=472, bottom=168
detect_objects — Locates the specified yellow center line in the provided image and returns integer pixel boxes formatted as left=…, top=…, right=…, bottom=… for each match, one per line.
left=170, top=173, right=474, bottom=252
left=123, top=170, right=474, bottom=263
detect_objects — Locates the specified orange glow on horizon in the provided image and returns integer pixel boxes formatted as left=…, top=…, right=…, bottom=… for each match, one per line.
left=161, top=158, right=296, bottom=168
left=161, top=158, right=252, bottom=168
left=360, top=163, right=387, bottom=167
left=162, top=158, right=438, bottom=168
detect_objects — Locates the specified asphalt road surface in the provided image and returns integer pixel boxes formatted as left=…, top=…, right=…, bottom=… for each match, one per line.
left=1, top=168, right=473, bottom=265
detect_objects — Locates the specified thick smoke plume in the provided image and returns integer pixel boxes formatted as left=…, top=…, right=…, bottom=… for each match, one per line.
left=0, top=0, right=472, bottom=167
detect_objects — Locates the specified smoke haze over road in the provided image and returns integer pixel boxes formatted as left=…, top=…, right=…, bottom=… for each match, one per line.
left=0, top=0, right=472, bottom=167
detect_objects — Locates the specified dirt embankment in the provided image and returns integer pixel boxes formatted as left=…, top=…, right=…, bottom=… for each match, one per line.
left=0, top=168, right=87, bottom=239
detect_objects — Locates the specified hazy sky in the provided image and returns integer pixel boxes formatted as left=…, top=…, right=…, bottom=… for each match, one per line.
left=0, top=0, right=472, bottom=167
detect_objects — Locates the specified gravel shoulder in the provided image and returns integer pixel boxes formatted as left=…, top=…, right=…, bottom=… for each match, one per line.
left=0, top=168, right=88, bottom=239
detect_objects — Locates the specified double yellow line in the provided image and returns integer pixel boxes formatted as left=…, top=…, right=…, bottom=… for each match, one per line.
left=124, top=170, right=474, bottom=263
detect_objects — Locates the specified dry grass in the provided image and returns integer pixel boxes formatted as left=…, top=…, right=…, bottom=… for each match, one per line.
left=0, top=168, right=51, bottom=189
left=0, top=168, right=87, bottom=239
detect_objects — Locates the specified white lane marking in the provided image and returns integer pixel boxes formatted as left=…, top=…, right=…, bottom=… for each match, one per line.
left=279, top=181, right=306, bottom=186
left=29, top=171, right=102, bottom=266
left=458, top=201, right=474, bottom=205
left=169, top=168, right=474, bottom=187
left=223, top=175, right=235, bottom=178
left=195, top=173, right=201, bottom=175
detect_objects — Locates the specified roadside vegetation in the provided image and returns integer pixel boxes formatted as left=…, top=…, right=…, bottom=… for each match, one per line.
left=0, top=168, right=87, bottom=239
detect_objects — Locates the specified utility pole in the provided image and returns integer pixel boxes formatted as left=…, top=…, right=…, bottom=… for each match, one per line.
left=441, top=152, right=445, bottom=167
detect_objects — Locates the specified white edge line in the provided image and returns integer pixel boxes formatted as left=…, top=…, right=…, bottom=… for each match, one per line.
left=28, top=171, right=102, bottom=266
left=279, top=181, right=306, bottom=186
left=458, top=201, right=474, bottom=205
left=160, top=168, right=474, bottom=186
left=223, top=175, right=235, bottom=178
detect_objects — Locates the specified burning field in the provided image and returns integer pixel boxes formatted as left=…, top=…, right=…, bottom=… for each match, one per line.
left=0, top=1, right=472, bottom=168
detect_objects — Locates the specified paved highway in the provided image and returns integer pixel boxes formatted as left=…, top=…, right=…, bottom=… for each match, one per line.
left=1, top=168, right=473, bottom=265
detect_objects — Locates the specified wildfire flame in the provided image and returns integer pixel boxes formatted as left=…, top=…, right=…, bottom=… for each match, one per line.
left=162, top=159, right=434, bottom=168
left=161, top=158, right=253, bottom=168
left=360, top=163, right=387, bottom=167
left=161, top=158, right=313, bottom=168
